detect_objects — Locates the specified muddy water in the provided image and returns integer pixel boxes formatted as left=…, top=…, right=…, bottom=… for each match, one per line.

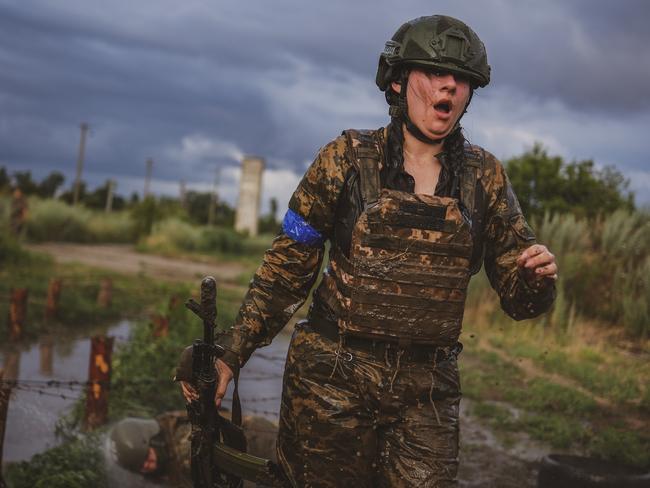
left=1, top=319, right=133, bottom=463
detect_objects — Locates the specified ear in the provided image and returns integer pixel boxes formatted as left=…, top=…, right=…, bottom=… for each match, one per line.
left=391, top=81, right=402, bottom=94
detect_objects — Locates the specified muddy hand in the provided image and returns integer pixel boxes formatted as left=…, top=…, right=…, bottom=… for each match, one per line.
left=179, top=359, right=234, bottom=409
left=516, top=244, right=558, bottom=288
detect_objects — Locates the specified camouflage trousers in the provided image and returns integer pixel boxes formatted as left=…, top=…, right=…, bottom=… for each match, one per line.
left=277, top=321, right=462, bottom=488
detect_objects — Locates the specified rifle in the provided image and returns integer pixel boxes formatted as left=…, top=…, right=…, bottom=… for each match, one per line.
left=183, top=277, right=288, bottom=488
left=185, top=276, right=243, bottom=488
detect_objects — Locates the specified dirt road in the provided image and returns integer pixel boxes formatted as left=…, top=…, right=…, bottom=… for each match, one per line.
left=27, top=243, right=247, bottom=283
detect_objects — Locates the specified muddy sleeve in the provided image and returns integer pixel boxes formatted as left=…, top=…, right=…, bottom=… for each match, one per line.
left=219, top=136, right=351, bottom=368
left=482, top=153, right=556, bottom=320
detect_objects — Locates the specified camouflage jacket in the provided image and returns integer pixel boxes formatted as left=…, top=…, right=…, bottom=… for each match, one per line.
left=220, top=128, right=555, bottom=369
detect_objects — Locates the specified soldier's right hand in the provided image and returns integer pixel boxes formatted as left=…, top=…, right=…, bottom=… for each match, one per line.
left=179, top=359, right=234, bottom=409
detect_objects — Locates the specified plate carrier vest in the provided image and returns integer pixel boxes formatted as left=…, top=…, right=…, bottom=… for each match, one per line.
left=318, top=129, right=483, bottom=347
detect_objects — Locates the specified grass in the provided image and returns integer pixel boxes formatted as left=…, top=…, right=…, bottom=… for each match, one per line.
left=460, top=324, right=650, bottom=468
left=0, top=230, right=186, bottom=344
left=482, top=323, right=648, bottom=409
left=5, top=434, right=106, bottom=488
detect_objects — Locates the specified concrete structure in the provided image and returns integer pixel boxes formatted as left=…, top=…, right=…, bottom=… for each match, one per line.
left=235, top=156, right=265, bottom=236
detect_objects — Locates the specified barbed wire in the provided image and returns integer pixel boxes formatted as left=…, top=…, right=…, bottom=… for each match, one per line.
left=9, top=383, right=81, bottom=401
left=6, top=383, right=282, bottom=405
left=4, top=383, right=282, bottom=419
left=0, top=373, right=285, bottom=389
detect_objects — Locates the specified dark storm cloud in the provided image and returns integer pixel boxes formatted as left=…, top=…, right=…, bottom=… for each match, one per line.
left=477, top=0, right=650, bottom=113
left=0, top=0, right=649, bottom=204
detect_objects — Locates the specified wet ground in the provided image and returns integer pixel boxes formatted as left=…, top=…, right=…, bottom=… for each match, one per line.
left=458, top=399, right=541, bottom=488
left=1, top=319, right=550, bottom=487
left=2, top=235, right=552, bottom=487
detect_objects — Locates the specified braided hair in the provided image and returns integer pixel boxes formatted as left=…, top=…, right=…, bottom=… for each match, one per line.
left=383, top=69, right=468, bottom=198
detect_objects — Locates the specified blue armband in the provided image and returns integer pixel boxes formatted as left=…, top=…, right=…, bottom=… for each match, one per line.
left=282, top=209, right=325, bottom=247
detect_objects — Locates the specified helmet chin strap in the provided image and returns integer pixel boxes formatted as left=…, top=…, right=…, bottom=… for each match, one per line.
left=389, top=72, right=473, bottom=146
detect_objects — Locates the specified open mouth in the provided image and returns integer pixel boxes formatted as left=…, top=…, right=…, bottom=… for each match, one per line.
left=434, top=101, right=452, bottom=113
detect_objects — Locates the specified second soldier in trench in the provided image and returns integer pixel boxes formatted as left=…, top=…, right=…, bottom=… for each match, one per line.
left=181, top=14, right=558, bottom=488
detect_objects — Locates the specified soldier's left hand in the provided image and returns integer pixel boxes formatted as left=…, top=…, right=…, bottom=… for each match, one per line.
left=516, top=244, right=557, bottom=288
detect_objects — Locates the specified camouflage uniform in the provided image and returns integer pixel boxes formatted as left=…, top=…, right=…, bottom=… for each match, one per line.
left=219, top=127, right=555, bottom=487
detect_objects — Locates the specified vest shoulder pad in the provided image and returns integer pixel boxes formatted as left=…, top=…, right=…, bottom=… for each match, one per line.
left=342, top=128, right=385, bottom=207
left=341, top=128, right=385, bottom=168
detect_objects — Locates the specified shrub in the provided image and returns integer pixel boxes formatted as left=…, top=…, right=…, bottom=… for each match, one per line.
left=140, top=218, right=258, bottom=256
left=466, top=209, right=650, bottom=337
left=25, top=198, right=136, bottom=243
left=5, top=436, right=106, bottom=488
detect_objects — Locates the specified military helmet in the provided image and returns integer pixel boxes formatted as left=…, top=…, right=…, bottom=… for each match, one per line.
left=376, top=15, right=491, bottom=91
left=109, top=418, right=160, bottom=472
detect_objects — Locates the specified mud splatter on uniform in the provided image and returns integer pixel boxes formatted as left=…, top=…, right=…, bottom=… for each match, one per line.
left=219, top=126, right=555, bottom=487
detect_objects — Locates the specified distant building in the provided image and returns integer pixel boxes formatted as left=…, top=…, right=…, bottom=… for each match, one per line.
left=235, top=156, right=264, bottom=236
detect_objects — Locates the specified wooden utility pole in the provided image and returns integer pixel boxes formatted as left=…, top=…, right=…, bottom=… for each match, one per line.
left=73, top=122, right=90, bottom=206
left=207, top=166, right=221, bottom=226
left=144, top=158, right=153, bottom=198
left=105, top=179, right=115, bottom=213
left=84, top=336, right=114, bottom=430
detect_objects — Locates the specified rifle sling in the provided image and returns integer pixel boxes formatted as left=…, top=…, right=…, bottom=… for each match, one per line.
left=232, top=364, right=242, bottom=427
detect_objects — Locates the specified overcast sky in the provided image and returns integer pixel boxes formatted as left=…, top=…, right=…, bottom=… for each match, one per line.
left=1, top=0, right=649, bottom=212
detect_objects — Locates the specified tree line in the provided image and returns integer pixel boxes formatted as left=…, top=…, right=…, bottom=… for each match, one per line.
left=0, top=142, right=639, bottom=232
left=504, top=143, right=635, bottom=220
left=0, top=167, right=281, bottom=234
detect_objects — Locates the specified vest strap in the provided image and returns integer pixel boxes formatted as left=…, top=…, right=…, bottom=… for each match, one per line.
left=460, top=145, right=483, bottom=218
left=344, top=129, right=381, bottom=207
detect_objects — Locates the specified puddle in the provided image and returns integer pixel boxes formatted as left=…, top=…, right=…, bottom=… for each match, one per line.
left=1, top=319, right=133, bottom=463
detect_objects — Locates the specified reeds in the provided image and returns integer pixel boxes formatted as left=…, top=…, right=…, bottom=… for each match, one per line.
left=467, top=210, right=650, bottom=338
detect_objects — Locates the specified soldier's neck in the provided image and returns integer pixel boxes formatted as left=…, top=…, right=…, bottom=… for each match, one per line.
left=402, top=124, right=444, bottom=168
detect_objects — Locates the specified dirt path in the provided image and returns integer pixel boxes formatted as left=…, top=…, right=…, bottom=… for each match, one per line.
left=459, top=399, right=542, bottom=487
left=27, top=243, right=247, bottom=284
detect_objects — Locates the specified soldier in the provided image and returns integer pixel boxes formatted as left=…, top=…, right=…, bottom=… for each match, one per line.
left=109, top=411, right=278, bottom=487
left=181, top=14, right=557, bottom=487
